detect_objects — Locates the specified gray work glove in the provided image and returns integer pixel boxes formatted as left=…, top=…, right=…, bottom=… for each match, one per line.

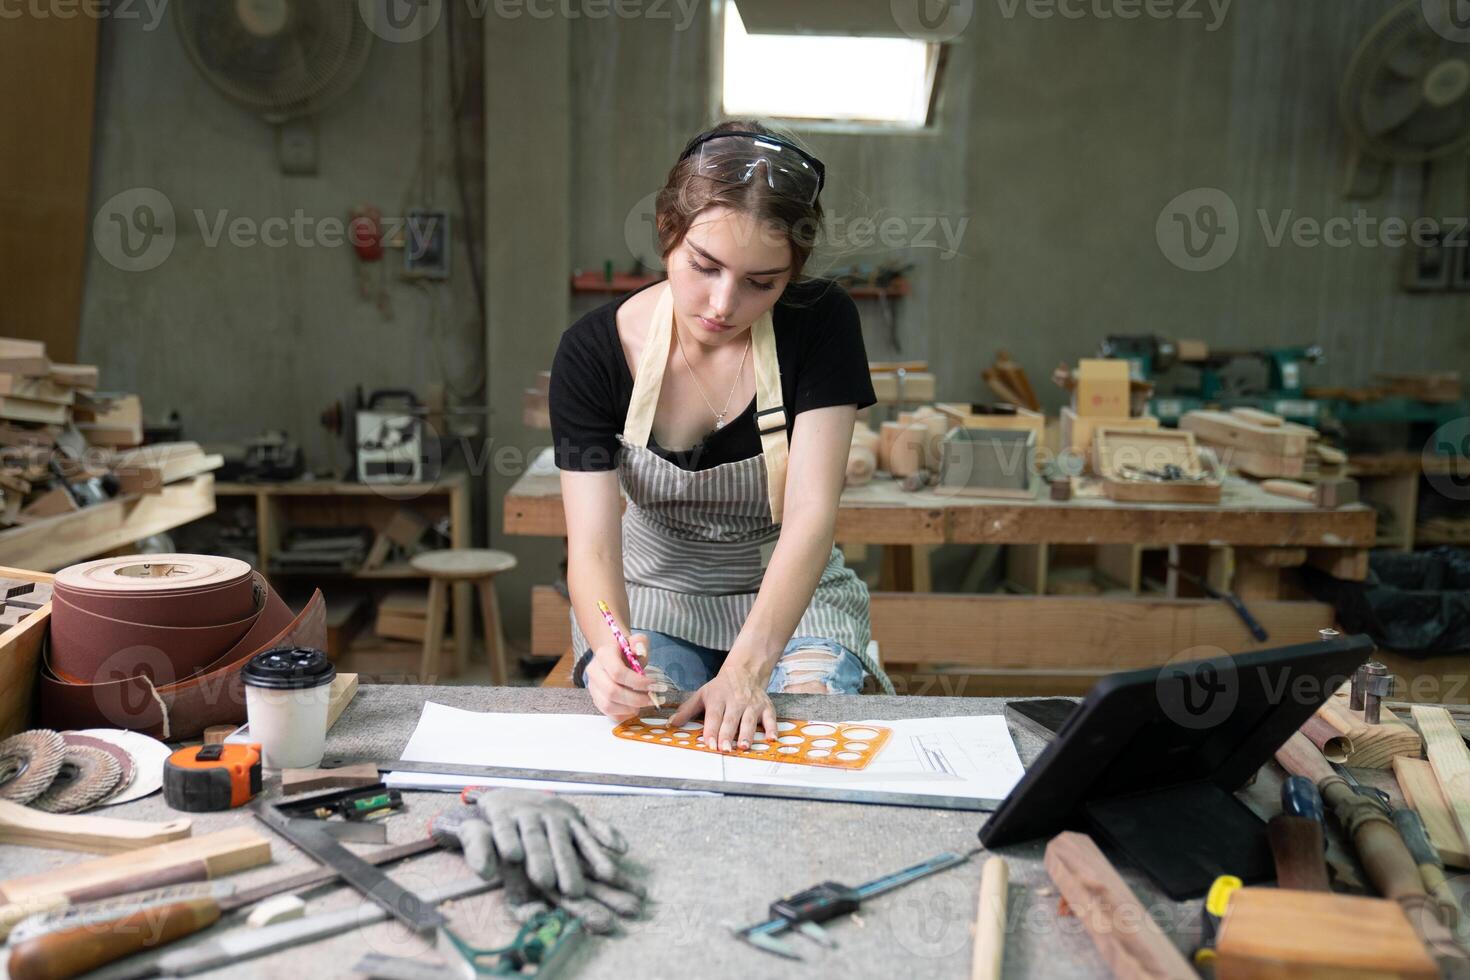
left=429, top=792, right=645, bottom=933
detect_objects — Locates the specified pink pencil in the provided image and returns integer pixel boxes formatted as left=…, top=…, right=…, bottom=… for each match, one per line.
left=596, top=600, right=645, bottom=676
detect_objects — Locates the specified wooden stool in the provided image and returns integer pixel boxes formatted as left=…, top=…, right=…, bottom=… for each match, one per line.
left=410, top=549, right=518, bottom=685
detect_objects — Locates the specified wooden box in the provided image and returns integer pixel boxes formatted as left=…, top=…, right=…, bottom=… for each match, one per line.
left=937, top=428, right=1035, bottom=499
left=1060, top=407, right=1159, bottom=473
left=1074, top=359, right=1131, bottom=417
left=1094, top=427, right=1222, bottom=504
left=0, top=564, right=54, bottom=738
left=934, top=403, right=1045, bottom=439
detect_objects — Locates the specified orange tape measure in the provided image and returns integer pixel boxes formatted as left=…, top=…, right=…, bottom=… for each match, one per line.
left=163, top=742, right=262, bottom=811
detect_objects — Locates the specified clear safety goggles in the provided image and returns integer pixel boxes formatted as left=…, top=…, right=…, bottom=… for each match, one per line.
left=679, top=131, right=826, bottom=205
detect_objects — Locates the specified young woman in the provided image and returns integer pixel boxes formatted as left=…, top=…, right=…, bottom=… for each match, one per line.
left=550, top=121, right=893, bottom=754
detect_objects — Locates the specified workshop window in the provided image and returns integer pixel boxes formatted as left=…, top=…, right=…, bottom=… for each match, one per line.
left=717, top=1, right=942, bottom=129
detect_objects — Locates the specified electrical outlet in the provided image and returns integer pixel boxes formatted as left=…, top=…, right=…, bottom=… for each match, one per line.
left=403, top=209, right=450, bottom=279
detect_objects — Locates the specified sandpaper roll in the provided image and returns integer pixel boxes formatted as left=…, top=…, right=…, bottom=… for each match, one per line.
left=37, top=554, right=325, bottom=740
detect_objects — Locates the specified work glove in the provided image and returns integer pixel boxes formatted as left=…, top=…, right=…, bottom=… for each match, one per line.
left=429, top=792, right=645, bottom=933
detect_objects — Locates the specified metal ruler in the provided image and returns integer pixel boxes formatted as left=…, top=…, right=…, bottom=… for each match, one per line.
left=252, top=802, right=445, bottom=932
left=372, top=759, right=1002, bottom=812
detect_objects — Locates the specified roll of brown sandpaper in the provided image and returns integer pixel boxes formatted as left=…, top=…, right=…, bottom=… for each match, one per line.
left=38, top=554, right=325, bottom=740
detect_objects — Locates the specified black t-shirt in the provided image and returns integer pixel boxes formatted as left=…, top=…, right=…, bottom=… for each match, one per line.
left=551, top=279, right=876, bottom=472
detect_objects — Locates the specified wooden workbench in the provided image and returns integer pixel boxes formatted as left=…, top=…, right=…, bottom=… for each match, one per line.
left=504, top=470, right=1376, bottom=551
left=505, top=471, right=1374, bottom=695
left=0, top=685, right=1422, bottom=979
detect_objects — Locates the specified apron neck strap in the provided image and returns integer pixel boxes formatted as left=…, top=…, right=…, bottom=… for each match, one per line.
left=620, top=281, right=788, bottom=523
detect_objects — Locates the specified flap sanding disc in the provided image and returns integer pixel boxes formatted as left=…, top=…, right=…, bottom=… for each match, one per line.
left=62, top=733, right=136, bottom=804
left=31, top=744, right=122, bottom=813
left=0, top=730, right=66, bottom=804
left=76, top=728, right=169, bottom=805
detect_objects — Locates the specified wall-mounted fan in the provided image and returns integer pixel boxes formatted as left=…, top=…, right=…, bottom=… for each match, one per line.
left=173, top=0, right=375, bottom=173
left=1340, top=0, right=1470, bottom=197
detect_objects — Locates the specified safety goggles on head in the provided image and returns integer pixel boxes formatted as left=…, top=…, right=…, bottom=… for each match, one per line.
left=679, top=131, right=826, bottom=206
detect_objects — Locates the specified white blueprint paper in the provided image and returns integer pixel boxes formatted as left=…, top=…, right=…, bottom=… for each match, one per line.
left=384, top=702, right=1024, bottom=802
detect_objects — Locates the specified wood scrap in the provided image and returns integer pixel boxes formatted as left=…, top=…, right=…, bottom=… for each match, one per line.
left=19, top=486, right=77, bottom=522
left=0, top=825, right=270, bottom=906
left=1043, top=831, right=1195, bottom=980
left=1393, top=756, right=1470, bottom=869
left=880, top=421, right=928, bottom=477
left=0, top=340, right=49, bottom=377
left=326, top=673, right=358, bottom=731
left=1180, top=409, right=1311, bottom=457
left=1316, top=697, right=1422, bottom=769
left=111, top=443, right=224, bottom=495
left=280, top=763, right=381, bottom=796
left=75, top=393, right=142, bottom=448
left=48, top=363, right=98, bottom=389
left=1214, top=888, right=1437, bottom=979
left=846, top=446, right=876, bottom=487
left=0, top=799, right=190, bottom=854
left=1261, top=477, right=1359, bottom=509
left=1411, top=705, right=1470, bottom=855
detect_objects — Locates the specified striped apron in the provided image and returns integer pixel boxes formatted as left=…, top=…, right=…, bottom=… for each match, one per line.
left=571, top=283, right=891, bottom=693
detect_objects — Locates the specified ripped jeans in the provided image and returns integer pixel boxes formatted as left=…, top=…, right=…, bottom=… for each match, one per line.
left=574, top=630, right=867, bottom=695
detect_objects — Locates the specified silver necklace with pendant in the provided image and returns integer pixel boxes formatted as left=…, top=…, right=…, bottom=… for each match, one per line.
left=677, top=327, right=751, bottom=431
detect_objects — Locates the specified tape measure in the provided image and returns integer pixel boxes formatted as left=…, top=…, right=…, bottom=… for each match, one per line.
left=163, top=742, right=262, bottom=812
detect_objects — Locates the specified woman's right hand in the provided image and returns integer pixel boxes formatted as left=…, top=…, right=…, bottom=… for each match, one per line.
left=585, top=634, right=660, bottom=719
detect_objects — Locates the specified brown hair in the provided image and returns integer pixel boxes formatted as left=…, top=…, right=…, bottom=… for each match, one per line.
left=655, top=120, right=824, bottom=279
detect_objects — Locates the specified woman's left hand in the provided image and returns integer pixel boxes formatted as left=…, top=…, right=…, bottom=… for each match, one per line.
left=669, top=656, right=777, bottom=752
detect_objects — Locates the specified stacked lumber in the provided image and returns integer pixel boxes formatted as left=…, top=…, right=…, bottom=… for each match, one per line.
left=1180, top=407, right=1318, bottom=478
left=1309, top=371, right=1461, bottom=405
left=0, top=339, right=218, bottom=528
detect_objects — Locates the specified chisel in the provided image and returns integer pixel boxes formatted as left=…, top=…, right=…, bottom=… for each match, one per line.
left=6, top=838, right=438, bottom=980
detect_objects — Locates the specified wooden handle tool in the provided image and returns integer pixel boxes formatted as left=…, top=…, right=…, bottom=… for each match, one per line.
left=970, top=856, right=1007, bottom=980
left=8, top=899, right=220, bottom=980
left=0, top=799, right=191, bottom=854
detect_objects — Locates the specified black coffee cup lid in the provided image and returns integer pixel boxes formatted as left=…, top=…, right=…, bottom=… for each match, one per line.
left=243, top=646, right=336, bottom=690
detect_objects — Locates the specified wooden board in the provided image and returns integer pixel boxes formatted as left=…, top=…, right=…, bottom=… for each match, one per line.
left=0, top=396, right=66, bottom=426
left=0, top=474, right=215, bottom=571
left=112, top=443, right=224, bottom=495
left=1180, top=409, right=1311, bottom=456
left=1411, top=705, right=1470, bottom=855
left=1043, top=832, right=1195, bottom=979
left=0, top=375, right=75, bottom=406
left=0, top=826, right=270, bottom=905
left=0, top=564, right=53, bottom=738
left=1215, top=887, right=1437, bottom=979
left=326, top=672, right=358, bottom=732
left=1393, top=756, right=1470, bottom=869
left=0, top=799, right=190, bottom=854
left=868, top=592, right=1332, bottom=669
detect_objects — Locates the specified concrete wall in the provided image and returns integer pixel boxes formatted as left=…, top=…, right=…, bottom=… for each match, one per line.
left=80, top=13, right=485, bottom=469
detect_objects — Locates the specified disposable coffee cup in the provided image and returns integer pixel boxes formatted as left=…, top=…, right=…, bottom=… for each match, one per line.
left=242, top=646, right=336, bottom=769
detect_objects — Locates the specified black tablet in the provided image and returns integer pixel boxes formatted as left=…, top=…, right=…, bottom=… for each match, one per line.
left=979, top=633, right=1374, bottom=898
